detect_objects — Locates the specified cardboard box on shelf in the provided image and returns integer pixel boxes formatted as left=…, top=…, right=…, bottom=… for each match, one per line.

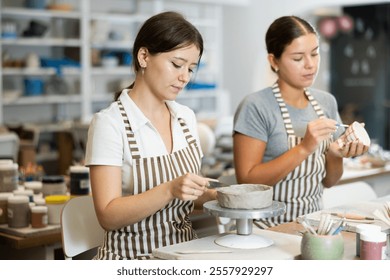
left=18, top=140, right=36, bottom=167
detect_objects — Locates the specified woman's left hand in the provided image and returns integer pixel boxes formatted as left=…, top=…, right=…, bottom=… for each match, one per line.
left=328, top=140, right=369, bottom=158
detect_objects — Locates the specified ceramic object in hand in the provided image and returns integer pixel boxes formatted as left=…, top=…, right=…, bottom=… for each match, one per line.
left=337, top=121, right=370, bottom=148
left=216, top=184, right=273, bottom=209
left=301, top=232, right=344, bottom=260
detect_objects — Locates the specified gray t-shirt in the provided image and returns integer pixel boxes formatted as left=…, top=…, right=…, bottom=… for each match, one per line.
left=233, top=86, right=344, bottom=163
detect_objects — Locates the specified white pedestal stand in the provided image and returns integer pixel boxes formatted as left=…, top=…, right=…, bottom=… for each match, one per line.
left=203, top=201, right=286, bottom=249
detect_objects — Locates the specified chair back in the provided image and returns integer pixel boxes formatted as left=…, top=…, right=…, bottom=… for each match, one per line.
left=322, top=181, right=377, bottom=209
left=60, top=195, right=104, bottom=259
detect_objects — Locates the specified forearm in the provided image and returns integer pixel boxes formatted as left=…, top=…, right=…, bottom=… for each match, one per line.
left=322, top=148, right=343, bottom=188
left=237, top=144, right=311, bottom=186
left=96, top=182, right=174, bottom=231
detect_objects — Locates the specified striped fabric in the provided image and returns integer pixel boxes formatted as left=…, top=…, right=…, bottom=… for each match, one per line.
left=257, top=82, right=330, bottom=228
left=95, top=101, right=202, bottom=259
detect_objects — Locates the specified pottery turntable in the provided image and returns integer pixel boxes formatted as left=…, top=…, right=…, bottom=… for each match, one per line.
left=203, top=184, right=286, bottom=249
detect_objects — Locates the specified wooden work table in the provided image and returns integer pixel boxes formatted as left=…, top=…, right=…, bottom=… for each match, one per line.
left=0, top=225, right=62, bottom=259
left=0, top=228, right=61, bottom=250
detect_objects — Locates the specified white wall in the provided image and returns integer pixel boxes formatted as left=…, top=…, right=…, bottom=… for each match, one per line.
left=222, top=0, right=390, bottom=115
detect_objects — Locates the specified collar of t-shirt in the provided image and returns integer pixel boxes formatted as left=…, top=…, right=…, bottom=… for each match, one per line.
left=119, top=89, right=181, bottom=133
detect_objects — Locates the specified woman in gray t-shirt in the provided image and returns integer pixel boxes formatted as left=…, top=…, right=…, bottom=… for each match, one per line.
left=233, top=16, right=369, bottom=228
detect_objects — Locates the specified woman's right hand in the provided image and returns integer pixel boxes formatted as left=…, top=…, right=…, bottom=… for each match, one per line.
left=300, top=118, right=338, bottom=155
left=167, top=173, right=209, bottom=201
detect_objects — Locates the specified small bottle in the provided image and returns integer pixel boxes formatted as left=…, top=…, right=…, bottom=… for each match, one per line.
left=0, top=192, right=13, bottom=224
left=13, top=189, right=34, bottom=203
left=360, top=230, right=387, bottom=260
left=0, top=161, right=19, bottom=192
left=69, top=165, right=90, bottom=195
left=24, top=181, right=43, bottom=195
left=7, top=195, right=30, bottom=228
left=31, top=205, right=48, bottom=228
left=355, top=224, right=381, bottom=257
left=42, top=175, right=67, bottom=197
left=45, top=195, right=70, bottom=224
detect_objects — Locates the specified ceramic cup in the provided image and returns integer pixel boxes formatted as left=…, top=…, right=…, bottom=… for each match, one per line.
left=301, top=232, right=344, bottom=260
left=336, top=121, right=370, bottom=148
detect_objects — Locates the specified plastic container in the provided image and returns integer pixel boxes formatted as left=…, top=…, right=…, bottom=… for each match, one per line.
left=360, top=230, right=387, bottom=260
left=24, top=181, right=43, bottom=195
left=42, top=175, right=67, bottom=197
left=13, top=189, right=34, bottom=203
left=25, top=0, right=46, bottom=9
left=31, top=205, right=48, bottom=228
left=45, top=195, right=70, bottom=224
left=34, top=197, right=46, bottom=206
left=0, top=162, right=19, bottom=192
left=24, top=78, right=44, bottom=96
left=7, top=195, right=30, bottom=228
left=355, top=224, right=382, bottom=257
left=0, top=192, right=13, bottom=224
left=69, top=166, right=90, bottom=195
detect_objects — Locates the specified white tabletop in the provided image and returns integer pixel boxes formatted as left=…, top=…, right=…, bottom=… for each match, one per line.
left=304, top=195, right=390, bottom=233
left=152, top=228, right=301, bottom=260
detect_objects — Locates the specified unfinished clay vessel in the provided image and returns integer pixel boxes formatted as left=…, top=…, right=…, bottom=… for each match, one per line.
left=216, top=184, right=273, bottom=209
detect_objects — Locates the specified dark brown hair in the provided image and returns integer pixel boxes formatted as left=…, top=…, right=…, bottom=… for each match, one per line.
left=115, top=11, right=204, bottom=100
left=265, top=16, right=317, bottom=72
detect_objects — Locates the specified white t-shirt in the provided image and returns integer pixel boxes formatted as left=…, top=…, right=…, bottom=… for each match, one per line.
left=85, top=89, right=202, bottom=194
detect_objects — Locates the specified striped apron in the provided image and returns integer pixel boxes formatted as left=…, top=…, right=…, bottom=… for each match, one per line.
left=256, top=83, right=330, bottom=229
left=95, top=100, right=202, bottom=259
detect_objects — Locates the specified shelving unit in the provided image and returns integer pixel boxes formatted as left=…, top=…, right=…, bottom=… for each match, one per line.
left=0, top=0, right=247, bottom=125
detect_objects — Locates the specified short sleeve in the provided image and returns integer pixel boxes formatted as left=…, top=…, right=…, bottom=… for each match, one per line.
left=85, top=112, right=124, bottom=166
left=233, top=93, right=270, bottom=143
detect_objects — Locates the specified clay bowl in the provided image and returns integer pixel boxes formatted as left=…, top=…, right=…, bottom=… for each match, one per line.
left=216, top=184, right=273, bottom=210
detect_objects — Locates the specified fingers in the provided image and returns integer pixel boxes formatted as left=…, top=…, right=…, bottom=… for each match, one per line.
left=308, top=118, right=339, bottom=138
left=340, top=140, right=369, bottom=158
left=171, top=173, right=208, bottom=201
left=303, top=119, right=339, bottom=153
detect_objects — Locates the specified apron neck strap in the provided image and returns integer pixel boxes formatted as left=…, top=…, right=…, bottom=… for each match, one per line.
left=272, top=82, right=325, bottom=136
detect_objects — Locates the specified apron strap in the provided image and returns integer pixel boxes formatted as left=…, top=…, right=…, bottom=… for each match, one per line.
left=118, top=100, right=141, bottom=159
left=117, top=101, right=196, bottom=158
left=272, top=82, right=326, bottom=136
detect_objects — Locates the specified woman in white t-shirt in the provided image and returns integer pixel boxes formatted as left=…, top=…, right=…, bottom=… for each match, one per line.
left=85, top=11, right=216, bottom=259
